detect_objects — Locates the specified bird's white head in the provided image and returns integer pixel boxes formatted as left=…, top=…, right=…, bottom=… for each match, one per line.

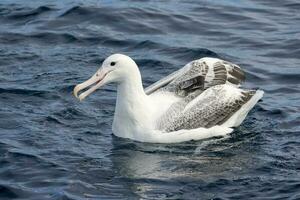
left=73, top=53, right=138, bottom=101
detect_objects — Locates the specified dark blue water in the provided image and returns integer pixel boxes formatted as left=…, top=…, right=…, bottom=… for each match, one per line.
left=0, top=0, right=299, bottom=199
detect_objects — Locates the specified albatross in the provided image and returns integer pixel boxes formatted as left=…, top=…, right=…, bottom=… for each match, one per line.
left=73, top=54, right=263, bottom=143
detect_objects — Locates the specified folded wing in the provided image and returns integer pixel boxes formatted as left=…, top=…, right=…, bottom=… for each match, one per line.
left=157, top=84, right=261, bottom=132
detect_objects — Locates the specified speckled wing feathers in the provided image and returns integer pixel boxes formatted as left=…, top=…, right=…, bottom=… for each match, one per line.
left=146, top=58, right=246, bottom=97
left=223, top=61, right=245, bottom=85
left=147, top=57, right=255, bottom=131
left=158, top=85, right=255, bottom=131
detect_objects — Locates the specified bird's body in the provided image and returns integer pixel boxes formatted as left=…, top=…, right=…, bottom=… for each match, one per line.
left=74, top=54, right=263, bottom=143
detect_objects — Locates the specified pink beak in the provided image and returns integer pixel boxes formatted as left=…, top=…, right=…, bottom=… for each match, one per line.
left=73, top=68, right=110, bottom=101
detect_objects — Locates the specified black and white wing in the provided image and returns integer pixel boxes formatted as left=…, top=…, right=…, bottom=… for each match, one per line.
left=156, top=84, right=263, bottom=132
left=145, top=57, right=245, bottom=97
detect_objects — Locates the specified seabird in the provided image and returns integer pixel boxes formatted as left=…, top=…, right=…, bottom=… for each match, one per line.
left=73, top=54, right=263, bottom=143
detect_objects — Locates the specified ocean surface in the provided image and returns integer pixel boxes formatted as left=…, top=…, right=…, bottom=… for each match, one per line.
left=0, top=0, right=299, bottom=199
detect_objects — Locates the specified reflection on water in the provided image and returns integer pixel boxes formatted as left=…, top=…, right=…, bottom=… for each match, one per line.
left=110, top=124, right=266, bottom=199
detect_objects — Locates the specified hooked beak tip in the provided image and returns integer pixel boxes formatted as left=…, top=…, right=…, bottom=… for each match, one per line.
left=73, top=68, right=109, bottom=101
left=78, top=94, right=85, bottom=102
left=73, top=85, right=81, bottom=100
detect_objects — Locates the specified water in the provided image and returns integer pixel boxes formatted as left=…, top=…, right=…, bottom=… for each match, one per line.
left=0, top=0, right=299, bottom=199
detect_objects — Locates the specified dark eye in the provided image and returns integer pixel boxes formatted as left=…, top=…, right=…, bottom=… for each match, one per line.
left=110, top=62, right=116, bottom=66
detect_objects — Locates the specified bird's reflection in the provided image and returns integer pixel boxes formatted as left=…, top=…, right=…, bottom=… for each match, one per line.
left=109, top=129, right=263, bottom=198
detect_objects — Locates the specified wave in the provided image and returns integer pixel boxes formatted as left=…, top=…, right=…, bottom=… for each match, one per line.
left=0, top=184, right=22, bottom=199
left=0, top=87, right=49, bottom=96
left=6, top=6, right=54, bottom=20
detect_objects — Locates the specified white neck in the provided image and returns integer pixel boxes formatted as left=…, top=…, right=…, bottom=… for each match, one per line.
left=112, top=69, right=153, bottom=139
